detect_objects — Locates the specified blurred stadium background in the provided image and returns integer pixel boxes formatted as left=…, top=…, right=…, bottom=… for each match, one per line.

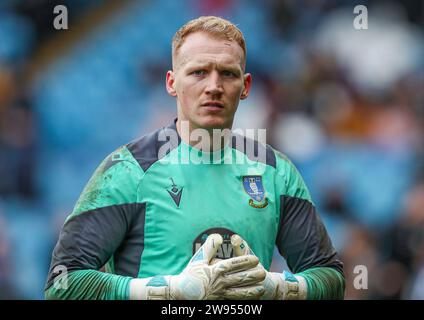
left=0, top=0, right=423, bottom=299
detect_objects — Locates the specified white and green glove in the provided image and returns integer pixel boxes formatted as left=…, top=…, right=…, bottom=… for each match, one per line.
left=231, top=234, right=308, bottom=300
left=129, top=234, right=266, bottom=300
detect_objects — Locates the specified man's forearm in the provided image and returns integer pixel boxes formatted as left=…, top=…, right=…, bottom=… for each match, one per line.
left=297, top=267, right=345, bottom=300
left=45, top=270, right=132, bottom=300
left=45, top=270, right=171, bottom=300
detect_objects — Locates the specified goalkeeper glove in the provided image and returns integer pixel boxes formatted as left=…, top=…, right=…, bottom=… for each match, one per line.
left=129, top=233, right=266, bottom=300
left=231, top=234, right=308, bottom=300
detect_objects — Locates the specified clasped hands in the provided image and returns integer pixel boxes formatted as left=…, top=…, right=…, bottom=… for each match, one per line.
left=168, top=233, right=283, bottom=300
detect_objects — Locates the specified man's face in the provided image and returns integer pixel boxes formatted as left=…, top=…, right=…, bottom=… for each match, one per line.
left=166, top=32, right=251, bottom=131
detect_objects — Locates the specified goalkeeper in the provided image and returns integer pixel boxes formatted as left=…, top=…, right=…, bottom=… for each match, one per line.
left=45, top=16, right=345, bottom=300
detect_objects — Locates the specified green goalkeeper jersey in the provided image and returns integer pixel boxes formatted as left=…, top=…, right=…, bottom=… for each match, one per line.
left=45, top=120, right=345, bottom=300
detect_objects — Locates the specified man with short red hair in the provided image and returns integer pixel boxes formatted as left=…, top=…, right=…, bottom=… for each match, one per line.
left=45, top=16, right=345, bottom=300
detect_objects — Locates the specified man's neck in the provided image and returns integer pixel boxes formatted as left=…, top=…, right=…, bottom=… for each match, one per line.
left=176, top=119, right=231, bottom=152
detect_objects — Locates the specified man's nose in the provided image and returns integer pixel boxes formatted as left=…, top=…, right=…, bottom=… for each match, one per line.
left=205, top=72, right=223, bottom=95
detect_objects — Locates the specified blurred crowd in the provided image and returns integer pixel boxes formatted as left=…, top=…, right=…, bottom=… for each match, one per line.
left=0, top=0, right=423, bottom=299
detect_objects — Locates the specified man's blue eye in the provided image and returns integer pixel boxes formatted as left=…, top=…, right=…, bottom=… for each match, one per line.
left=223, top=70, right=236, bottom=77
left=193, top=70, right=205, bottom=76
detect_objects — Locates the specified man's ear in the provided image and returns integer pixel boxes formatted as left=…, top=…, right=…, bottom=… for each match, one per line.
left=166, top=70, right=177, bottom=97
left=240, top=73, right=252, bottom=100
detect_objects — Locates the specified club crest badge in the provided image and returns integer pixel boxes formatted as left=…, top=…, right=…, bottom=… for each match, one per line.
left=242, top=176, right=268, bottom=208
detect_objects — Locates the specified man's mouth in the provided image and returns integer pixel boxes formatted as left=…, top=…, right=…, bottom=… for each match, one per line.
left=201, top=101, right=224, bottom=109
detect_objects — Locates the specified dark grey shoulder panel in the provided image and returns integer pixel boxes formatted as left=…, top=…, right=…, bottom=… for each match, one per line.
left=102, top=155, right=124, bottom=173
left=230, top=133, right=276, bottom=168
left=127, top=121, right=180, bottom=172
left=45, top=203, right=146, bottom=289
left=276, top=195, right=344, bottom=276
